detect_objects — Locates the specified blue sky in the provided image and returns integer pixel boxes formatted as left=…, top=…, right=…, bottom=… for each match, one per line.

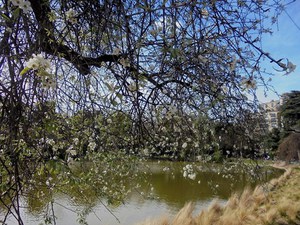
left=257, top=0, right=300, bottom=103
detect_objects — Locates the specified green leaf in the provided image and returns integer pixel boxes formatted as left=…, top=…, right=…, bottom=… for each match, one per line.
left=1, top=13, right=11, bottom=22
left=110, top=96, right=118, bottom=106
left=12, top=8, right=20, bottom=19
left=104, top=82, right=113, bottom=91
left=20, top=67, right=30, bottom=76
left=116, top=93, right=123, bottom=101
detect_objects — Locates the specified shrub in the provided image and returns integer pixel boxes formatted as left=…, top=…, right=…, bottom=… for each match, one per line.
left=277, top=133, right=300, bottom=162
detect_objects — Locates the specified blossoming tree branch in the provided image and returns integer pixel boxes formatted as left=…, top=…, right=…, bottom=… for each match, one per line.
left=2, top=0, right=296, bottom=114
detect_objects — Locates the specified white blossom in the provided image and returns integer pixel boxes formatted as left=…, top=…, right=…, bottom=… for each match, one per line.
left=11, top=0, right=32, bottom=13
left=46, top=177, right=53, bottom=186
left=73, top=138, right=79, bottom=145
left=43, top=77, right=56, bottom=89
left=18, top=0, right=32, bottom=13
left=286, top=61, right=296, bottom=74
left=69, top=149, right=77, bottom=156
left=66, top=146, right=77, bottom=156
left=188, top=173, right=196, bottom=180
left=143, top=148, right=149, bottom=156
left=88, top=141, right=96, bottom=151
left=183, top=164, right=197, bottom=180
left=26, top=53, right=51, bottom=71
left=183, top=171, right=188, bottom=178
left=46, top=138, right=55, bottom=146
left=66, top=8, right=77, bottom=24
left=11, top=0, right=22, bottom=6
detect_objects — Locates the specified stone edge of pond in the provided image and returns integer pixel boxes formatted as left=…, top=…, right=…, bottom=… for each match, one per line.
left=135, top=161, right=300, bottom=225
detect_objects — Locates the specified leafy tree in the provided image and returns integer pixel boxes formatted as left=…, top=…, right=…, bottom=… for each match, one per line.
left=0, top=0, right=297, bottom=224
left=262, top=127, right=281, bottom=158
left=278, top=133, right=300, bottom=162
left=215, top=110, right=265, bottom=159
left=280, top=91, right=300, bottom=133
left=277, top=91, right=300, bottom=161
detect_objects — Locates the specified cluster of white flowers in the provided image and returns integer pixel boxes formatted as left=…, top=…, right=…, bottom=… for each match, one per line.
left=66, top=8, right=77, bottom=24
left=286, top=61, right=296, bottom=74
left=143, top=148, right=149, bottom=156
left=73, top=138, right=79, bottom=145
left=11, top=0, right=32, bottom=13
left=66, top=146, right=77, bottom=156
left=25, top=53, right=56, bottom=89
left=46, top=138, right=55, bottom=146
left=43, top=76, right=56, bottom=89
left=88, top=141, right=96, bottom=151
left=183, top=164, right=196, bottom=180
left=26, top=53, right=51, bottom=71
left=46, top=138, right=58, bottom=151
left=45, top=177, right=53, bottom=187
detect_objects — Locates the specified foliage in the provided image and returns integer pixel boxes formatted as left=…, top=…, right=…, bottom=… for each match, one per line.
left=277, top=133, right=300, bottom=162
left=262, top=127, right=281, bottom=159
left=280, top=90, right=300, bottom=133
left=0, top=0, right=297, bottom=224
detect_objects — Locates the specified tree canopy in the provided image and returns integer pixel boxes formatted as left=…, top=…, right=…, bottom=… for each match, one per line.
left=1, top=0, right=296, bottom=119
left=280, top=90, right=300, bottom=132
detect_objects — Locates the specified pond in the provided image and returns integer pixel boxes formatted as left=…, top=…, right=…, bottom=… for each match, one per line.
left=3, top=160, right=283, bottom=225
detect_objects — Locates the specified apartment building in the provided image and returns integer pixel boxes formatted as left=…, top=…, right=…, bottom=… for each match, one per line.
left=260, top=99, right=282, bottom=131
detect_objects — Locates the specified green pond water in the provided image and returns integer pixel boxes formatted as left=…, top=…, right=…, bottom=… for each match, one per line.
left=2, top=160, right=283, bottom=225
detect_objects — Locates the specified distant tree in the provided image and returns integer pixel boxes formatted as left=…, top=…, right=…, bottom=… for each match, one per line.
left=280, top=91, right=300, bottom=133
left=278, top=133, right=300, bottom=162
left=263, top=127, right=281, bottom=158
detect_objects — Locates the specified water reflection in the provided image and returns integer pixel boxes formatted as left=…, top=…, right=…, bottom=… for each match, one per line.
left=3, top=161, right=283, bottom=225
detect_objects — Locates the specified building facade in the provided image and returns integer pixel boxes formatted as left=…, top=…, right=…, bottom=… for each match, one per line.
left=260, top=99, right=282, bottom=131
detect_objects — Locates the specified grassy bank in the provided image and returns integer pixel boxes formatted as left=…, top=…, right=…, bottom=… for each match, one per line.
left=137, top=162, right=300, bottom=225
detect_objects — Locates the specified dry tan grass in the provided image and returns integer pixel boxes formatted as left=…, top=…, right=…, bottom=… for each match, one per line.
left=196, top=200, right=223, bottom=225
left=171, top=202, right=195, bottom=225
left=136, top=164, right=300, bottom=225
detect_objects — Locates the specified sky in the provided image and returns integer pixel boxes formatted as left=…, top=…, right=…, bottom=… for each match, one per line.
left=256, top=0, right=300, bottom=103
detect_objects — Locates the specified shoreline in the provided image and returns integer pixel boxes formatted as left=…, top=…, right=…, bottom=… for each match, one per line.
left=137, top=161, right=300, bottom=225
